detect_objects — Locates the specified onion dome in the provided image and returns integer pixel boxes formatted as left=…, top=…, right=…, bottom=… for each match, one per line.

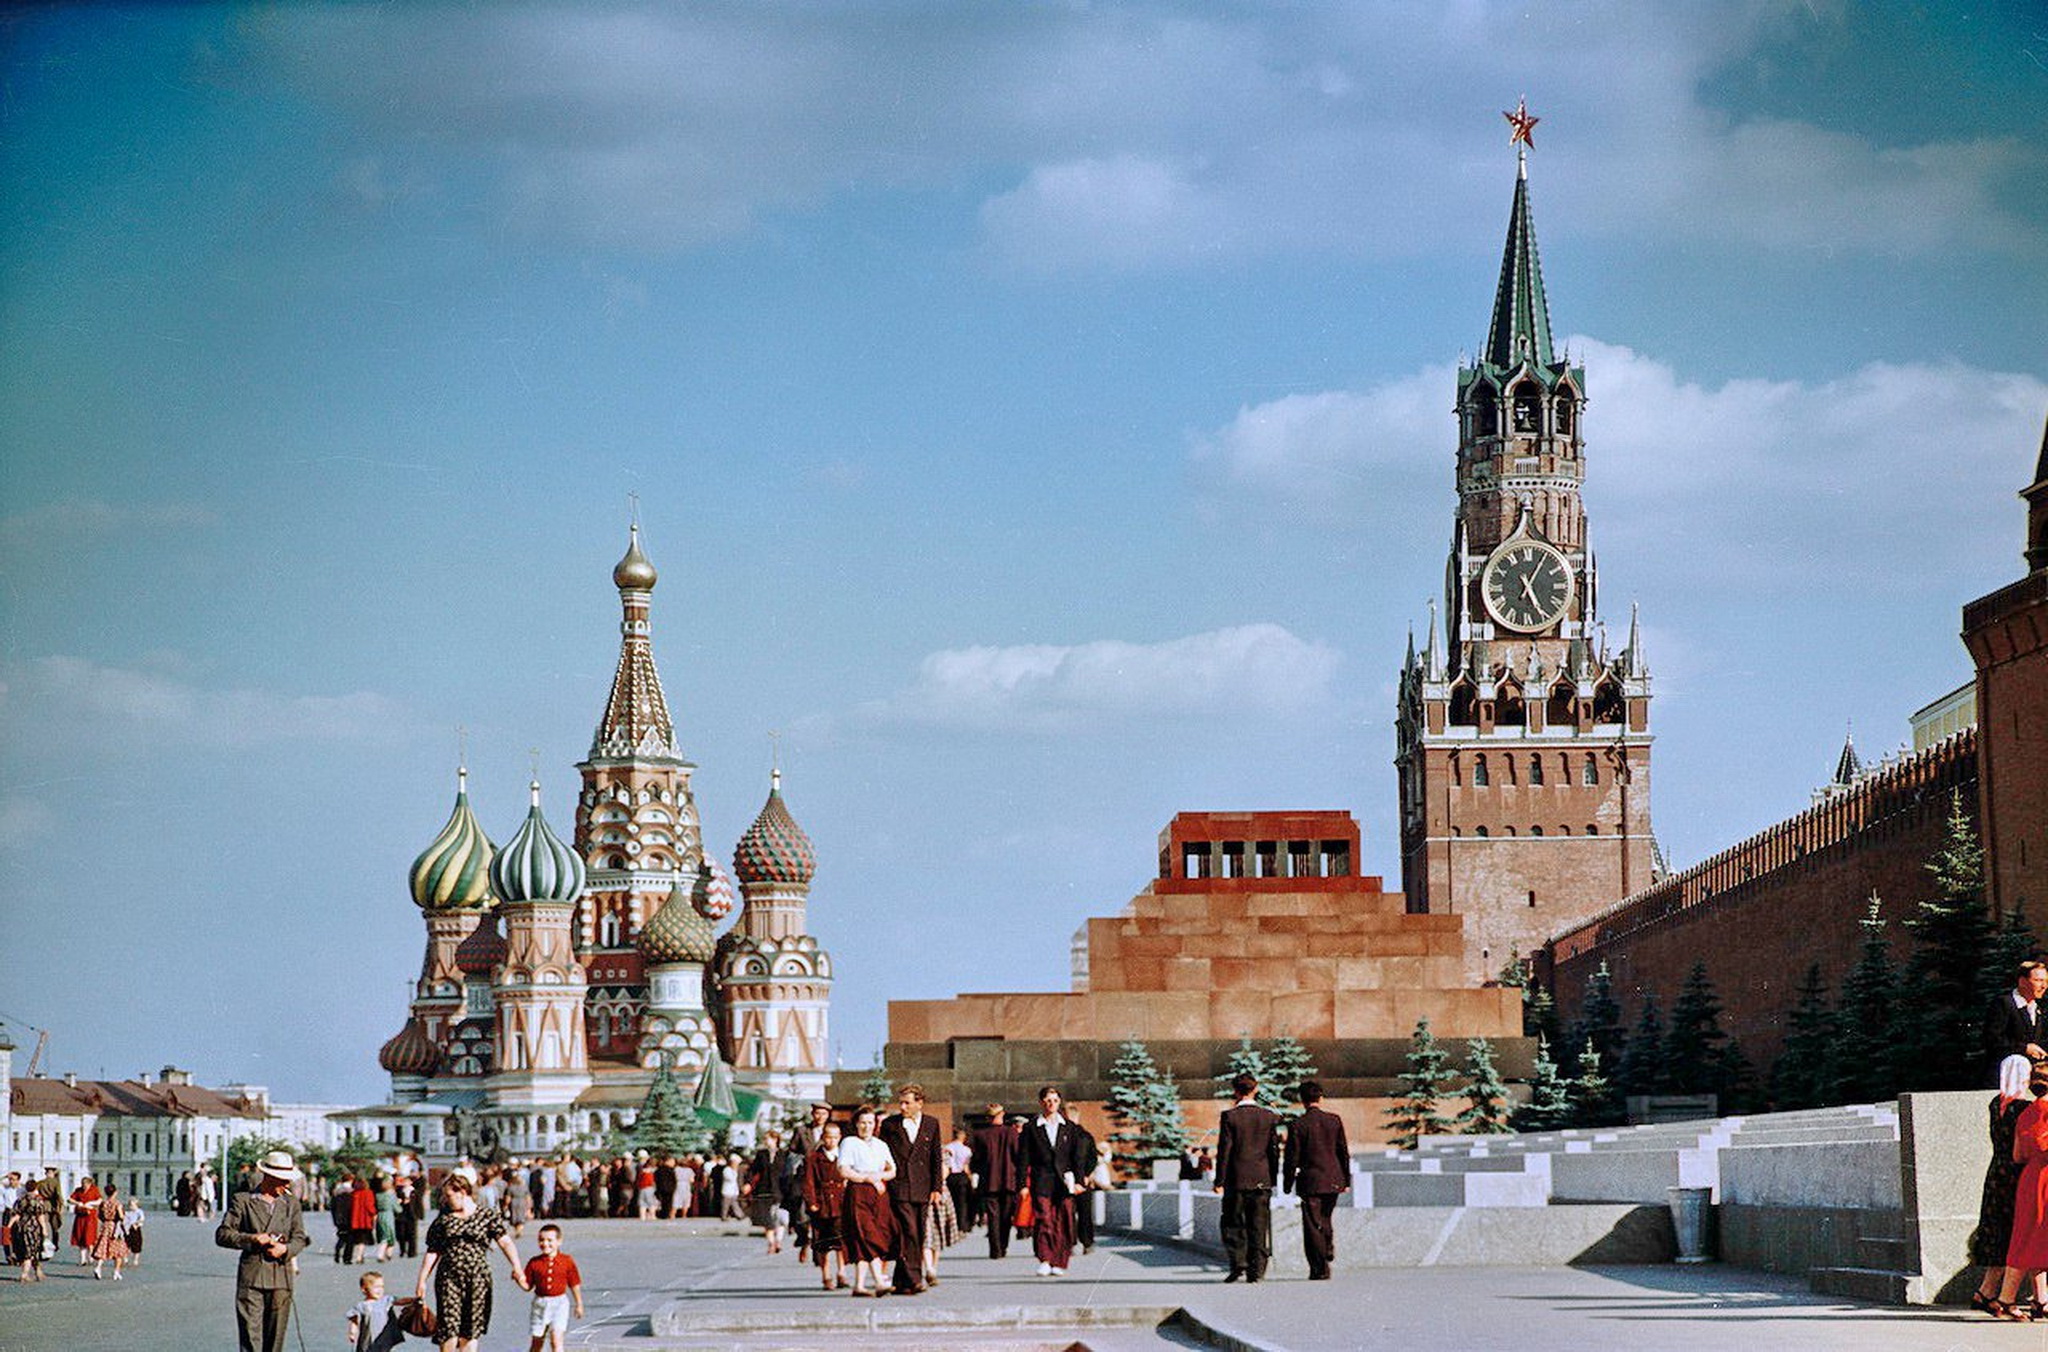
left=409, top=769, right=497, bottom=911
left=638, top=880, right=717, bottom=965
left=693, top=854, right=735, bottom=920
left=489, top=779, right=587, bottom=905
left=613, top=523, right=658, bottom=590
left=454, top=917, right=506, bottom=976
left=377, top=1019, right=440, bottom=1077
left=733, top=769, right=815, bottom=887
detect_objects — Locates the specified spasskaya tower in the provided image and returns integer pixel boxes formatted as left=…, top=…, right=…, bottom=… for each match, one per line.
left=1395, top=103, right=1656, bottom=981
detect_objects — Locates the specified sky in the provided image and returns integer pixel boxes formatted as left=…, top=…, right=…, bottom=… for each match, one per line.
left=2, top=2, right=2045, bottom=1105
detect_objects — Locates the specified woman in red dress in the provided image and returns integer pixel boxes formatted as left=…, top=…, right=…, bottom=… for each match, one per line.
left=1996, top=1069, right=2048, bottom=1318
left=834, top=1106, right=897, bottom=1298
left=347, top=1173, right=378, bottom=1262
left=68, top=1176, right=102, bottom=1264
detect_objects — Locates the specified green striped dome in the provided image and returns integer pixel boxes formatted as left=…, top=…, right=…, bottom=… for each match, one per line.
left=410, top=770, right=497, bottom=911
left=489, top=779, right=586, bottom=905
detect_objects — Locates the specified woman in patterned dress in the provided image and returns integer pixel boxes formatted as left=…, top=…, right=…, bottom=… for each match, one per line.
left=1972, top=1055, right=2034, bottom=1314
left=89, top=1182, right=129, bottom=1280
left=13, top=1178, right=55, bottom=1282
left=415, top=1173, right=529, bottom=1351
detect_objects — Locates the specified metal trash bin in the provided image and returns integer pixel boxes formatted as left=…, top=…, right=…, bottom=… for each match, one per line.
left=1667, top=1186, right=1715, bottom=1263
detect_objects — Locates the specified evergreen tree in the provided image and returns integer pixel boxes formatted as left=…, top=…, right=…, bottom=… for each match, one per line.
left=1523, top=980, right=1561, bottom=1045
left=1566, top=960, right=1626, bottom=1079
left=858, top=1057, right=894, bottom=1107
left=1833, top=893, right=1901, bottom=1104
left=1214, top=1036, right=1279, bottom=1110
left=1897, top=791, right=1993, bottom=1091
left=1455, top=1038, right=1515, bottom=1135
left=1496, top=950, right=1528, bottom=988
left=1662, top=961, right=1730, bottom=1100
left=1263, top=1037, right=1318, bottom=1121
left=632, top=1059, right=711, bottom=1155
left=1105, top=1041, right=1190, bottom=1171
left=1614, top=993, right=1667, bottom=1100
left=1513, top=1035, right=1573, bottom=1132
left=1986, top=900, right=2041, bottom=1008
left=1769, top=964, right=1837, bottom=1110
left=1384, top=1018, right=1457, bottom=1149
left=1570, top=1038, right=1621, bottom=1128
left=1710, top=1037, right=1761, bottom=1115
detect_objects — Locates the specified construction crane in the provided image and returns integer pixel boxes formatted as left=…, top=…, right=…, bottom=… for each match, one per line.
left=0, top=1013, right=51, bottom=1076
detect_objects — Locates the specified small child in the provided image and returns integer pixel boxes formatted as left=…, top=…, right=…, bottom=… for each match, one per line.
left=345, top=1270, right=404, bottom=1352
left=523, top=1223, right=585, bottom=1352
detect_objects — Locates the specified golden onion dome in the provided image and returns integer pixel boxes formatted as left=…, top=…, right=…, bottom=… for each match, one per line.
left=638, top=879, right=717, bottom=965
left=613, top=524, right=658, bottom=591
left=410, top=769, right=497, bottom=911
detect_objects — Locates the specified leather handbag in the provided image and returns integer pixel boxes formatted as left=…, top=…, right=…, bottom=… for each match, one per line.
left=395, top=1297, right=437, bottom=1338
left=1013, top=1188, right=1033, bottom=1228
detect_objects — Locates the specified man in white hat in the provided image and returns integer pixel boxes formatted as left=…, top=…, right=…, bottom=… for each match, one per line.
left=215, top=1150, right=309, bottom=1352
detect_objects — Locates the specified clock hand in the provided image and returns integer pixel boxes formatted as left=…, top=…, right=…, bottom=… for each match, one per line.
left=1521, top=575, right=1539, bottom=607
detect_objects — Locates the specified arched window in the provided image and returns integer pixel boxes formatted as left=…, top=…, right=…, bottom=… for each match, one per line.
left=1583, top=753, right=1599, bottom=785
left=1531, top=825, right=1545, bottom=837
left=1473, top=755, right=1490, bottom=787
left=1450, top=679, right=1478, bottom=728
left=1511, top=382, right=1541, bottom=433
left=1528, top=755, right=1544, bottom=785
left=599, top=910, right=622, bottom=947
left=1555, top=396, right=1575, bottom=437
left=1496, top=687, right=1525, bottom=727
left=1548, top=684, right=1575, bottom=727
left=1586, top=824, right=1599, bottom=836
left=1471, top=385, right=1498, bottom=437
left=1592, top=680, right=1625, bottom=724
left=1475, top=826, right=1490, bottom=838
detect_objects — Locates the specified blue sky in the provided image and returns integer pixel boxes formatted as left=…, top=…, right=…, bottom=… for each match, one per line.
left=2, top=3, right=2044, bottom=1103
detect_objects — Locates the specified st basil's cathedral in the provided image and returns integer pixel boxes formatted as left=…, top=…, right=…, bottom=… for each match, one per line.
left=367, top=527, right=833, bottom=1156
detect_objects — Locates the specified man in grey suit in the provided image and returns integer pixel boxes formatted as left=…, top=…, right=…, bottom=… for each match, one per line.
left=215, top=1150, right=310, bottom=1352
left=1282, top=1079, right=1351, bottom=1280
left=1214, top=1071, right=1280, bottom=1283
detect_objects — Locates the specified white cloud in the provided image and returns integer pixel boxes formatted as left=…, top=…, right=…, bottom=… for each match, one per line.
left=1192, top=340, right=2048, bottom=594
left=0, top=500, right=217, bottom=558
left=859, top=624, right=1341, bottom=733
left=233, top=6, right=2042, bottom=265
left=0, top=656, right=414, bottom=753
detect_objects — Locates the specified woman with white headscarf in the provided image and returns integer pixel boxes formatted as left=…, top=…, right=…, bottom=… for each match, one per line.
left=1976, top=1054, right=2039, bottom=1317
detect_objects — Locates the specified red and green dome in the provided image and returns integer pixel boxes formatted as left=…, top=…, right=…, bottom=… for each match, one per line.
left=733, top=771, right=815, bottom=887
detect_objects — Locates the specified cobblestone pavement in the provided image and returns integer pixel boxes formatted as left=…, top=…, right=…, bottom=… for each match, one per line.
left=0, top=1214, right=2031, bottom=1351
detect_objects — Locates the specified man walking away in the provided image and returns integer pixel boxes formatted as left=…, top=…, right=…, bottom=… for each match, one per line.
left=216, top=1150, right=310, bottom=1352
left=1282, top=1080, right=1351, bottom=1280
left=1214, top=1072, right=1279, bottom=1282
left=970, top=1104, right=1022, bottom=1259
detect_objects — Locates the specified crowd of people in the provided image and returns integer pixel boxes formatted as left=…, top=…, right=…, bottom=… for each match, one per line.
left=0, top=1168, right=151, bottom=1283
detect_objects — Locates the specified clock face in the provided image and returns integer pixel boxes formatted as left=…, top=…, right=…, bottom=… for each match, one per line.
left=1481, top=540, right=1574, bottom=633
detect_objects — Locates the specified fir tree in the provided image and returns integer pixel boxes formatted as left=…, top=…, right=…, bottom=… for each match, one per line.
left=1986, top=901, right=2041, bottom=1008
left=1263, top=1037, right=1318, bottom=1121
left=1513, top=1035, right=1573, bottom=1132
left=1897, top=791, right=1993, bottom=1091
left=1833, top=893, right=1901, bottom=1104
left=1615, top=993, right=1667, bottom=1100
left=1455, top=1038, right=1515, bottom=1135
left=1769, top=964, right=1837, bottom=1110
left=1523, top=980, right=1561, bottom=1045
left=1662, top=961, right=1729, bottom=1100
left=858, top=1056, right=893, bottom=1107
left=632, top=1059, right=711, bottom=1155
left=1566, top=960, right=1626, bottom=1078
left=1710, top=1038, right=1761, bottom=1115
left=1105, top=1041, right=1190, bottom=1170
left=1496, top=950, right=1528, bottom=988
left=1214, top=1036, right=1278, bottom=1110
left=1570, top=1038, right=1620, bottom=1128
left=1384, top=1018, right=1457, bottom=1148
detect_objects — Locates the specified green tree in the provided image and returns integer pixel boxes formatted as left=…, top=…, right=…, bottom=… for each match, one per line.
left=325, top=1132, right=387, bottom=1183
left=1384, top=1018, right=1457, bottom=1149
left=1513, top=1035, right=1573, bottom=1132
left=1663, top=961, right=1730, bottom=1100
left=1106, top=1041, right=1190, bottom=1172
left=1523, top=980, right=1561, bottom=1045
left=1985, top=900, right=2041, bottom=1007
left=633, top=1058, right=712, bottom=1156
left=1566, top=960, right=1626, bottom=1078
left=1263, top=1037, right=1318, bottom=1121
left=1214, top=1036, right=1278, bottom=1110
left=1834, top=892, right=1902, bottom=1104
left=224, top=1133, right=294, bottom=1188
left=1454, top=1038, right=1515, bottom=1135
left=1570, top=1038, right=1620, bottom=1128
left=1614, top=993, right=1667, bottom=1100
left=1496, top=950, right=1529, bottom=989
left=858, top=1056, right=893, bottom=1107
left=1768, top=964, right=1837, bottom=1110
left=1897, top=792, right=1993, bottom=1091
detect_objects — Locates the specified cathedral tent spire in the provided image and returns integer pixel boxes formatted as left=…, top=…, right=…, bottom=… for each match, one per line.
left=1484, top=100, right=1555, bottom=372
left=592, top=523, right=679, bottom=761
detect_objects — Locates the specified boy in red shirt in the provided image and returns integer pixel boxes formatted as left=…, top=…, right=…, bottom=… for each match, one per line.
left=523, top=1223, right=585, bottom=1352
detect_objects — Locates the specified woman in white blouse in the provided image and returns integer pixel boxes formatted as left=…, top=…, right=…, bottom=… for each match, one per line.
left=833, top=1106, right=898, bottom=1297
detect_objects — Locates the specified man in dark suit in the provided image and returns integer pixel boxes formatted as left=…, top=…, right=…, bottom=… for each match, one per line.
left=970, top=1102, right=1023, bottom=1259
left=880, top=1083, right=944, bottom=1293
left=214, top=1150, right=310, bottom=1352
left=1020, top=1084, right=1085, bottom=1276
left=1985, top=961, right=2048, bottom=1079
left=1214, top=1071, right=1280, bottom=1282
left=1282, top=1080, right=1351, bottom=1280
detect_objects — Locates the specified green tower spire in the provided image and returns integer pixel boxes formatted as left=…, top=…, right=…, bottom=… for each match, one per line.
left=1483, top=148, right=1554, bottom=371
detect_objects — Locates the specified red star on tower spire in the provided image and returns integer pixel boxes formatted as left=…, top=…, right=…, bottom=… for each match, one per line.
left=1504, top=97, right=1538, bottom=148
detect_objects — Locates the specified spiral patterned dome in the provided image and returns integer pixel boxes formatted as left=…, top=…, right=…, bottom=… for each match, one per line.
left=377, top=1019, right=440, bottom=1077
left=489, top=780, right=586, bottom=905
left=409, top=770, right=496, bottom=911
left=733, top=771, right=815, bottom=887
left=694, top=854, right=735, bottom=920
left=613, top=524, right=658, bottom=590
left=637, top=879, right=717, bottom=964
left=454, top=917, right=506, bottom=976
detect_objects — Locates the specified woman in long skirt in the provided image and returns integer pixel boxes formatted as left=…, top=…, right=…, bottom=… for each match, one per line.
left=922, top=1172, right=961, bottom=1286
left=1995, top=1068, right=2048, bottom=1318
left=68, top=1176, right=102, bottom=1264
left=13, top=1180, right=54, bottom=1282
left=1972, top=1056, right=2034, bottom=1312
left=88, top=1183, right=129, bottom=1280
left=834, top=1106, right=897, bottom=1298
